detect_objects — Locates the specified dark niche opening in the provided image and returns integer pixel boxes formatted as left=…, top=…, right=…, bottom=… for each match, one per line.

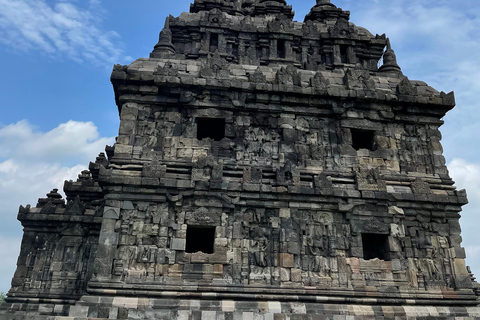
left=232, top=43, right=239, bottom=57
left=197, top=118, right=225, bottom=141
left=351, top=129, right=375, bottom=151
left=284, top=171, right=292, bottom=181
left=362, top=233, right=389, bottom=260
left=209, top=33, right=219, bottom=52
left=186, top=226, right=216, bottom=254
left=277, top=39, right=286, bottom=59
left=340, top=45, right=349, bottom=63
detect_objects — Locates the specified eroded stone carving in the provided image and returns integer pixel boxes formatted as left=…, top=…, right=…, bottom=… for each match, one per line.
left=2, top=0, right=478, bottom=319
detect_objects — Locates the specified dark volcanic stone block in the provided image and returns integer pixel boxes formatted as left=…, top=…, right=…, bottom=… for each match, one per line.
left=1, top=1, right=477, bottom=319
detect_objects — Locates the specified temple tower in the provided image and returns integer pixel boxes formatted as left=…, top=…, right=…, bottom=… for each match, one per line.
left=2, top=1, right=479, bottom=319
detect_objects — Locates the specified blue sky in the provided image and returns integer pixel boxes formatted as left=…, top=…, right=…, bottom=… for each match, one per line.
left=0, top=0, right=479, bottom=293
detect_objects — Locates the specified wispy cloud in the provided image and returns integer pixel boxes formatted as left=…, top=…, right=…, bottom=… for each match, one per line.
left=0, top=0, right=131, bottom=65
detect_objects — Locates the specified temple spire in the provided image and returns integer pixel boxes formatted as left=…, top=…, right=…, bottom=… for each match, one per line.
left=317, top=0, right=334, bottom=5
left=251, top=0, right=294, bottom=19
left=190, top=0, right=244, bottom=15
left=304, top=0, right=349, bottom=22
left=150, top=16, right=176, bottom=58
left=379, top=38, right=402, bottom=72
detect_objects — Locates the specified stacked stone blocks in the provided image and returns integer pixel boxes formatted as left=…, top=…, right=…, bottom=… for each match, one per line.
left=1, top=0, right=477, bottom=319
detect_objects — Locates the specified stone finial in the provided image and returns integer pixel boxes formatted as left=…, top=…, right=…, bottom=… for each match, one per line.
left=190, top=0, right=243, bottom=16
left=95, top=152, right=109, bottom=167
left=316, top=0, right=334, bottom=6
left=396, top=77, right=417, bottom=96
left=249, top=67, right=266, bottom=83
left=275, top=65, right=301, bottom=86
left=142, top=159, right=167, bottom=179
left=47, top=188, right=63, bottom=199
left=155, top=61, right=179, bottom=76
left=259, top=0, right=287, bottom=4
left=252, top=0, right=294, bottom=19
left=37, top=188, right=65, bottom=208
left=379, top=38, right=402, bottom=73
left=314, top=173, right=333, bottom=189
left=304, top=0, right=349, bottom=22
left=77, top=170, right=92, bottom=181
left=354, top=167, right=387, bottom=192
left=199, top=51, right=230, bottom=79
left=311, top=71, right=330, bottom=93
left=411, top=177, right=432, bottom=194
left=150, top=16, right=176, bottom=58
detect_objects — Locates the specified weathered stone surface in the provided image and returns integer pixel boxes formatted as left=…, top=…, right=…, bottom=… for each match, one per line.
left=1, top=1, right=478, bottom=319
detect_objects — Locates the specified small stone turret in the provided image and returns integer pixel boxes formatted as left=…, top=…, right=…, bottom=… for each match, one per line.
left=36, top=188, right=65, bottom=207
left=252, top=0, right=294, bottom=18
left=379, top=38, right=402, bottom=72
left=190, top=0, right=243, bottom=15
left=150, top=17, right=176, bottom=58
left=305, top=0, right=350, bottom=22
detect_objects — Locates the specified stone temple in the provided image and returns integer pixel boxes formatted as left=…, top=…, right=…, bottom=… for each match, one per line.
left=2, top=0, right=480, bottom=319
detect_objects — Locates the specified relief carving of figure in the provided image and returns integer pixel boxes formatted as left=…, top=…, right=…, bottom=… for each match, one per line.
left=250, top=227, right=271, bottom=267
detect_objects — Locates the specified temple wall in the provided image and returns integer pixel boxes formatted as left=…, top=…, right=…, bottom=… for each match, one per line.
left=115, top=98, right=448, bottom=177
left=1, top=1, right=477, bottom=319
left=88, top=191, right=471, bottom=295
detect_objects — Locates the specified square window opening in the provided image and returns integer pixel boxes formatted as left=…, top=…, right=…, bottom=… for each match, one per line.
left=351, top=129, right=375, bottom=151
left=186, top=226, right=216, bottom=254
left=197, top=118, right=225, bottom=141
left=362, top=233, right=389, bottom=261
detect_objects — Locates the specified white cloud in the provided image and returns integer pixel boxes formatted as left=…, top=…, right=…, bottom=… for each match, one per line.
left=343, top=1, right=480, bottom=87
left=0, top=160, right=18, bottom=174
left=0, top=119, right=114, bottom=207
left=341, top=2, right=480, bottom=277
left=449, top=159, right=480, bottom=199
left=0, top=236, right=22, bottom=294
left=0, top=120, right=113, bottom=165
left=340, top=0, right=480, bottom=163
left=448, top=158, right=480, bottom=278
left=0, top=120, right=115, bottom=293
left=0, top=0, right=131, bottom=65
